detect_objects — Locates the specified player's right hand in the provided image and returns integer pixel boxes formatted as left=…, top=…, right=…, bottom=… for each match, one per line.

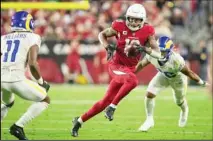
left=203, top=81, right=210, bottom=87
left=39, top=81, right=50, bottom=92
left=105, top=44, right=116, bottom=61
left=199, top=80, right=210, bottom=87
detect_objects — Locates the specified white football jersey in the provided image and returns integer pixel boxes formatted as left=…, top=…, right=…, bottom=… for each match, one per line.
left=145, top=51, right=185, bottom=79
left=1, top=32, right=41, bottom=82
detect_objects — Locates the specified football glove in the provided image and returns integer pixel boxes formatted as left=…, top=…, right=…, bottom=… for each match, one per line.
left=135, top=45, right=145, bottom=53
left=38, top=80, right=50, bottom=92
left=105, top=44, right=117, bottom=61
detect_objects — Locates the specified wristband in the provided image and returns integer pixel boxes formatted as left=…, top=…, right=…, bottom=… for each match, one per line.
left=37, top=77, right=43, bottom=84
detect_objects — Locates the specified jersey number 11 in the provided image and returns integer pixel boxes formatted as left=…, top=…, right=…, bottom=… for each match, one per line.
left=3, top=40, right=20, bottom=62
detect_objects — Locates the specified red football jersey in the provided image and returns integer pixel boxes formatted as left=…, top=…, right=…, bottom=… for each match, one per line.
left=110, top=20, right=155, bottom=71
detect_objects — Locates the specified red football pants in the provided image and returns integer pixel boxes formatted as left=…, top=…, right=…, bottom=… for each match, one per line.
left=81, top=63, right=138, bottom=122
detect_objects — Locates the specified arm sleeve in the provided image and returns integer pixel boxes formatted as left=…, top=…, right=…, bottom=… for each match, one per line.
left=148, top=25, right=155, bottom=36
left=111, top=20, right=123, bottom=32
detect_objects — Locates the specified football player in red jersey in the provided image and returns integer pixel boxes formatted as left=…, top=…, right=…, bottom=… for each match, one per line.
left=71, top=3, right=162, bottom=137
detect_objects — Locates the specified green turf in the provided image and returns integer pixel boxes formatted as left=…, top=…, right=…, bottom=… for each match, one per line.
left=1, top=85, right=212, bottom=140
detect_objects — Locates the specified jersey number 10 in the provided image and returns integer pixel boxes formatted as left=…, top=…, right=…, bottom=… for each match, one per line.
left=3, top=40, right=20, bottom=62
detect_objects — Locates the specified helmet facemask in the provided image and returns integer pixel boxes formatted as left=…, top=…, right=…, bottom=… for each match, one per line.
left=126, top=16, right=144, bottom=31
left=159, top=48, right=172, bottom=62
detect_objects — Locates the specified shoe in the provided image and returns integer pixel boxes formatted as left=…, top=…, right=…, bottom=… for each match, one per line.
left=9, top=124, right=28, bottom=140
left=178, top=107, right=189, bottom=127
left=71, top=117, right=81, bottom=137
left=138, top=117, right=154, bottom=132
left=104, top=106, right=115, bottom=121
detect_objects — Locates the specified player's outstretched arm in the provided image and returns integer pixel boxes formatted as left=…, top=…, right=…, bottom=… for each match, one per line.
left=181, top=65, right=208, bottom=86
left=98, top=27, right=117, bottom=60
left=28, top=45, right=50, bottom=92
left=143, top=35, right=161, bottom=59
left=135, top=57, right=150, bottom=74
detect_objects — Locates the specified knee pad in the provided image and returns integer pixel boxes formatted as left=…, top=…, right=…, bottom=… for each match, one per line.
left=6, top=101, right=14, bottom=108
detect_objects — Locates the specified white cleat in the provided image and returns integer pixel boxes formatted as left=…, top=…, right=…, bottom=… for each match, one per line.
left=178, top=107, right=189, bottom=127
left=138, top=118, right=154, bottom=132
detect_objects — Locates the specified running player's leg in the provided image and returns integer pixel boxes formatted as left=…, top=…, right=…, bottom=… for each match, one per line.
left=9, top=79, right=50, bottom=140
left=71, top=78, right=122, bottom=137
left=170, top=75, right=188, bottom=127
left=105, top=67, right=138, bottom=121
left=1, top=83, right=15, bottom=122
left=111, top=71, right=138, bottom=105
left=138, top=73, right=169, bottom=131
left=80, top=79, right=122, bottom=122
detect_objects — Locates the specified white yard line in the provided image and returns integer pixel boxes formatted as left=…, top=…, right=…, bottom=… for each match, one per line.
left=1, top=128, right=212, bottom=135
left=2, top=119, right=212, bottom=126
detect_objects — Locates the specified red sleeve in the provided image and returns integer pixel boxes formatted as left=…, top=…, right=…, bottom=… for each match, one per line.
left=111, top=20, right=125, bottom=32
left=147, top=25, right=155, bottom=36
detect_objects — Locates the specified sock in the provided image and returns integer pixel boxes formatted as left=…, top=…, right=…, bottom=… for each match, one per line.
left=78, top=117, right=83, bottom=124
left=15, top=102, right=49, bottom=127
left=179, top=99, right=188, bottom=112
left=145, top=97, right=155, bottom=118
left=109, top=103, right=117, bottom=109
left=1, top=104, right=8, bottom=122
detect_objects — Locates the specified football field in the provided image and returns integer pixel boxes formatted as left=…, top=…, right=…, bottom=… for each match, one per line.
left=1, top=85, right=212, bottom=140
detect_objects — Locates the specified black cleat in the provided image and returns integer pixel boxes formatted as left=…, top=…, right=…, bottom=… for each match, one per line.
left=9, top=124, right=28, bottom=140
left=104, top=106, right=116, bottom=121
left=71, top=117, right=81, bottom=137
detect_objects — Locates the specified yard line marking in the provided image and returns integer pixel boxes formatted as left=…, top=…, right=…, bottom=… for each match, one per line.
left=1, top=127, right=68, bottom=131
left=2, top=120, right=212, bottom=126
left=1, top=128, right=212, bottom=135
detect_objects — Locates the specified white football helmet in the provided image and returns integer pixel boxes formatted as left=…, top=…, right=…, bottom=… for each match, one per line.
left=125, top=4, right=147, bottom=31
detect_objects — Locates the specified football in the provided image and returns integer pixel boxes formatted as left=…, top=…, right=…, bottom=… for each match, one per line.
left=127, top=47, right=139, bottom=57
left=125, top=43, right=141, bottom=57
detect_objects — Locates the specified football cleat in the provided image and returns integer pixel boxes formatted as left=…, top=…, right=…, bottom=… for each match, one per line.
left=104, top=106, right=116, bottom=121
left=71, top=117, right=81, bottom=137
left=9, top=124, right=28, bottom=140
left=138, top=117, right=154, bottom=132
left=178, top=106, right=189, bottom=127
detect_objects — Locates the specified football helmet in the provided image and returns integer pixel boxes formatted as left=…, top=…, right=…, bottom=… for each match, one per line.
left=11, top=11, right=34, bottom=32
left=125, top=4, right=146, bottom=31
left=157, top=36, right=174, bottom=60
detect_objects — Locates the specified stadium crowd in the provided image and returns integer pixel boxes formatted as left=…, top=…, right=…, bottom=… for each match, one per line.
left=1, top=0, right=212, bottom=84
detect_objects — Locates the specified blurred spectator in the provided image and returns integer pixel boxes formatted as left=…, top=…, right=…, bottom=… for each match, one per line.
left=155, top=20, right=172, bottom=38
left=62, top=40, right=82, bottom=84
left=198, top=40, right=209, bottom=81
left=170, top=7, right=185, bottom=27
left=93, top=47, right=109, bottom=84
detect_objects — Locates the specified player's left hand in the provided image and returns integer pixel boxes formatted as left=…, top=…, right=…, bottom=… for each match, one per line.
left=105, top=44, right=116, bottom=61
left=38, top=81, right=50, bottom=92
